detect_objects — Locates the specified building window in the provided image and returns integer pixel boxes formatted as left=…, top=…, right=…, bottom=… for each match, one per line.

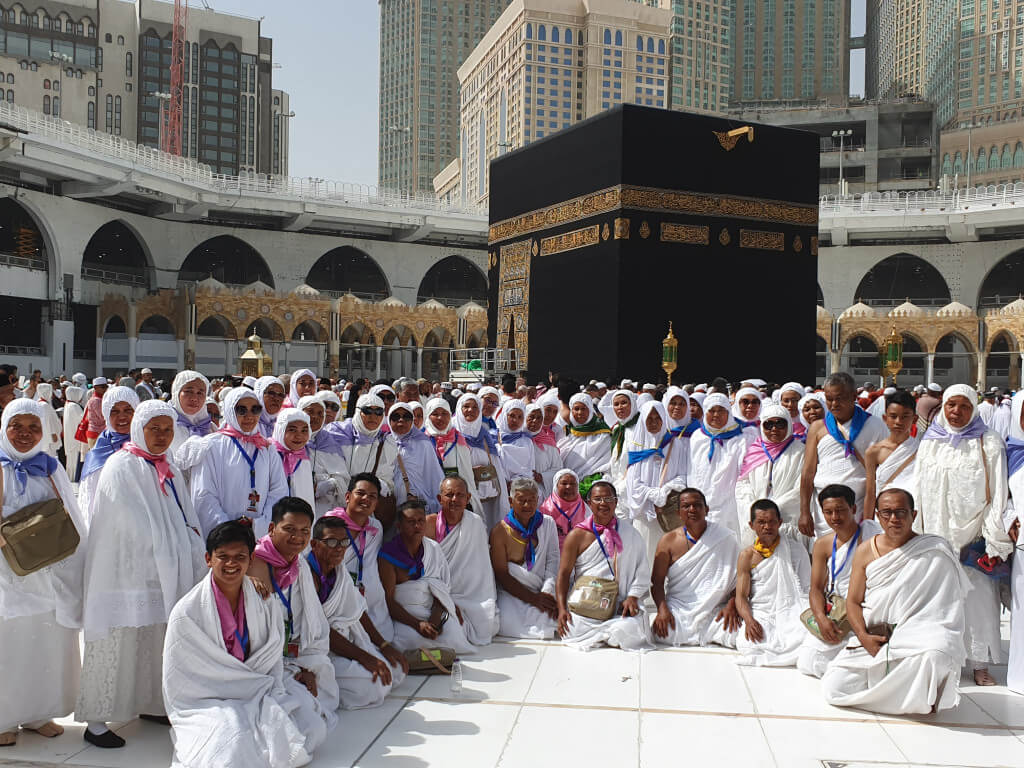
left=52, top=97, right=59, bottom=117
left=126, top=53, right=133, bottom=77
left=43, top=95, right=50, bottom=114
left=114, top=96, right=121, bottom=134
left=88, top=101, right=95, bottom=129
left=125, top=83, right=132, bottom=92
left=117, top=35, right=125, bottom=46
left=30, top=62, right=37, bottom=72
left=6, top=74, right=12, bottom=84
left=604, top=29, right=611, bottom=45
left=43, top=79, right=50, bottom=90
left=88, top=85, right=94, bottom=96
left=5, top=90, right=12, bottom=103
left=105, top=33, right=112, bottom=43
left=615, top=30, right=622, bottom=47
left=105, top=93, right=112, bottom=132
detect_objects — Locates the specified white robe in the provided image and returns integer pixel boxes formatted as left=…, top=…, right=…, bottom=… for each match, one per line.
left=734, top=532, right=811, bottom=667
left=436, top=511, right=499, bottom=646
left=735, top=440, right=804, bottom=548
left=654, top=521, right=739, bottom=647
left=1004, top=499, right=1024, bottom=694
left=281, top=457, right=315, bottom=513
left=312, top=557, right=405, bottom=710
left=342, top=516, right=393, bottom=643
left=557, top=431, right=611, bottom=484
left=465, top=441, right=508, bottom=532
left=822, top=534, right=969, bottom=714
left=991, top=402, right=1012, bottom=439
left=308, top=442, right=348, bottom=519
left=0, top=464, right=85, bottom=732
left=498, top=435, right=536, bottom=482
left=797, top=519, right=883, bottom=678
left=689, top=431, right=747, bottom=538
left=561, top=523, right=653, bottom=651
left=62, top=400, right=85, bottom=480
left=342, top=438, right=398, bottom=498
left=497, top=515, right=560, bottom=639
left=163, top=575, right=321, bottom=768
left=914, top=428, right=1011, bottom=664
left=436, top=439, right=484, bottom=519
left=388, top=538, right=474, bottom=654
left=811, top=415, right=889, bottom=535
left=191, top=434, right=289, bottom=539
left=36, top=400, right=62, bottom=457
left=626, top=438, right=688, bottom=567
left=976, top=399, right=995, bottom=426
left=393, top=434, right=445, bottom=515
left=77, top=451, right=206, bottom=721
left=532, top=440, right=562, bottom=499
left=874, top=435, right=918, bottom=498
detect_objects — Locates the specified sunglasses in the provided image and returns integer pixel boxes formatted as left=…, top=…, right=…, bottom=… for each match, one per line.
left=380, top=393, right=396, bottom=402
left=360, top=407, right=385, bottom=416
left=390, top=412, right=413, bottom=422
left=315, top=537, right=348, bottom=549
left=762, top=420, right=788, bottom=430
left=324, top=403, right=340, bottom=411
left=235, top=404, right=263, bottom=416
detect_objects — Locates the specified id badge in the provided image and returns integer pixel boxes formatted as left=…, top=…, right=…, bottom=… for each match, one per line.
left=349, top=571, right=366, bottom=595
left=286, top=638, right=300, bottom=658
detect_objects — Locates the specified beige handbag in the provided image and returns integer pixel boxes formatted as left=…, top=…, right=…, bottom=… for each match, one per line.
left=0, top=468, right=80, bottom=577
left=472, top=440, right=499, bottom=497
left=567, top=575, right=618, bottom=620
left=654, top=439, right=683, bottom=533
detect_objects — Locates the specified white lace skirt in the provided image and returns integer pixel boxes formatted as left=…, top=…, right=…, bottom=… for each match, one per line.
left=76, top=623, right=166, bottom=722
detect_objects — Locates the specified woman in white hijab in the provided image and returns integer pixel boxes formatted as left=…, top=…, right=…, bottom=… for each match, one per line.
left=169, top=371, right=213, bottom=483
left=525, top=402, right=561, bottom=497
left=389, top=401, right=444, bottom=514
left=254, top=375, right=286, bottom=437
left=317, top=390, right=343, bottom=425
left=797, top=391, right=826, bottom=437
left=0, top=400, right=87, bottom=747
left=601, top=389, right=639, bottom=518
left=190, top=387, right=288, bottom=539
left=777, top=382, right=805, bottom=437
left=76, top=400, right=206, bottom=747
left=556, top=392, right=612, bottom=498
left=78, top=386, right=140, bottom=527
left=61, top=384, right=87, bottom=481
left=300, top=395, right=349, bottom=518
left=731, top=386, right=762, bottom=432
left=456, top=392, right=509, bottom=530
left=688, top=392, right=748, bottom=539
left=286, top=368, right=317, bottom=407
left=33, top=382, right=62, bottom=457
left=626, top=401, right=689, bottom=566
left=497, top=399, right=536, bottom=482
left=271, top=407, right=315, bottom=510
left=424, top=397, right=481, bottom=515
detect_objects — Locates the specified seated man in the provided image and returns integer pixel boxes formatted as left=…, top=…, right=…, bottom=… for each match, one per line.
left=822, top=488, right=969, bottom=714
left=248, top=497, right=340, bottom=734
left=425, top=475, right=499, bottom=645
left=556, top=481, right=653, bottom=650
left=306, top=516, right=409, bottom=710
left=733, top=499, right=811, bottom=667
left=379, top=499, right=474, bottom=654
left=651, top=488, right=741, bottom=647
left=798, top=484, right=882, bottom=678
left=491, top=477, right=561, bottom=638
left=163, top=521, right=324, bottom=768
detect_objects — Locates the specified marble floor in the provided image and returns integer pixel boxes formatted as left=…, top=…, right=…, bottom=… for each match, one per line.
left=2, top=634, right=1023, bottom=768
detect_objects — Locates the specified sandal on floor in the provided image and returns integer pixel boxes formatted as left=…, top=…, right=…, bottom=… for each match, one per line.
left=973, top=668, right=997, bottom=686
left=26, top=721, right=64, bottom=738
left=0, top=731, right=17, bottom=747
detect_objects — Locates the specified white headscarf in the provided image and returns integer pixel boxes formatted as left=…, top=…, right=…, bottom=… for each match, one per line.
left=731, top=386, right=761, bottom=422
left=352, top=393, right=385, bottom=438
left=222, top=387, right=262, bottom=435
left=797, top=392, right=826, bottom=429
left=288, top=368, right=317, bottom=405
left=497, top=398, right=532, bottom=478
left=129, top=399, right=179, bottom=455
left=934, top=384, right=979, bottom=434
left=317, top=389, right=342, bottom=412
left=778, top=381, right=804, bottom=411
left=629, top=400, right=669, bottom=451
left=217, top=386, right=233, bottom=405
left=568, top=392, right=595, bottom=427
left=171, top=370, right=211, bottom=424
left=102, top=385, right=141, bottom=430
left=690, top=391, right=706, bottom=408
left=455, top=392, right=485, bottom=437
left=661, top=385, right=691, bottom=430
left=35, top=382, right=53, bottom=402
left=272, top=407, right=310, bottom=446
left=369, top=384, right=395, bottom=402
left=701, top=392, right=739, bottom=434
left=758, top=403, right=793, bottom=442
left=297, top=395, right=325, bottom=435
left=0, top=398, right=45, bottom=460
left=524, top=402, right=544, bottom=437
left=64, top=385, right=85, bottom=406
left=424, top=396, right=453, bottom=437
left=608, top=389, right=638, bottom=427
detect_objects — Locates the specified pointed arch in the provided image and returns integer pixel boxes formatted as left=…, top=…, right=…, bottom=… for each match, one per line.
left=306, top=246, right=390, bottom=299
left=417, top=255, right=488, bottom=305
left=854, top=253, right=950, bottom=307
left=179, top=235, right=274, bottom=287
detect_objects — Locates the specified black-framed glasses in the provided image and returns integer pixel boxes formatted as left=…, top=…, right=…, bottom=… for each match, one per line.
left=590, top=496, right=617, bottom=505
left=877, top=509, right=912, bottom=521
left=390, top=412, right=413, bottom=422
left=263, top=390, right=285, bottom=399
left=235, top=404, right=263, bottom=416
left=324, top=402, right=340, bottom=411
left=315, top=537, right=348, bottom=549
left=361, top=406, right=385, bottom=416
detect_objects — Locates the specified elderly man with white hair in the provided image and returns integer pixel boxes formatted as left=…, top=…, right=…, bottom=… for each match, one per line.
left=913, top=383, right=1013, bottom=686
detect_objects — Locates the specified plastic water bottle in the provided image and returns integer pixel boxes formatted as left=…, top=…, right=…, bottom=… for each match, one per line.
left=449, top=660, right=463, bottom=696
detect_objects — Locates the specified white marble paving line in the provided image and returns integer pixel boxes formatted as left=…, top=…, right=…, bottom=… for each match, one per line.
left=736, top=655, right=782, bottom=768
left=348, top=676, right=429, bottom=768
left=493, top=644, right=551, bottom=768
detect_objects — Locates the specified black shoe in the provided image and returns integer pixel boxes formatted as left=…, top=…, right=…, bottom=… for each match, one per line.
left=83, top=728, right=125, bottom=749
left=139, top=714, right=171, bottom=726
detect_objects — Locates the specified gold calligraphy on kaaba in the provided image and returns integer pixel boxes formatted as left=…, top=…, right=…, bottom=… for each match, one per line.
left=614, top=217, right=630, bottom=239
left=739, top=229, right=786, bottom=251
left=661, top=223, right=710, bottom=245
left=497, top=239, right=532, bottom=367
left=539, top=225, right=600, bottom=257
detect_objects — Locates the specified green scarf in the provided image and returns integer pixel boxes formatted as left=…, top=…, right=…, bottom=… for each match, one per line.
left=610, top=412, right=640, bottom=459
left=569, top=415, right=612, bottom=438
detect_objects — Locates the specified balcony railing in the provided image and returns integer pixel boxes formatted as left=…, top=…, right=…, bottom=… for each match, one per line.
left=81, top=266, right=147, bottom=286
left=0, top=344, right=44, bottom=355
left=820, top=183, right=1024, bottom=215
left=0, top=251, right=47, bottom=270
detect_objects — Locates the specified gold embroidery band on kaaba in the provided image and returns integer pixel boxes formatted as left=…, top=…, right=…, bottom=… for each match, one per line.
left=739, top=229, right=786, bottom=251
left=539, top=225, right=601, bottom=257
left=488, top=184, right=817, bottom=244
left=660, top=223, right=710, bottom=245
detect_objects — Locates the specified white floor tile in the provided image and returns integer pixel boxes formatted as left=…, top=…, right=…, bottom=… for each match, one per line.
left=760, top=716, right=905, bottom=768
left=356, top=699, right=520, bottom=768
left=882, top=692, right=1002, bottom=728
left=416, top=642, right=544, bottom=703
left=640, top=651, right=755, bottom=714
left=880, top=720, right=1024, bottom=767
left=65, top=720, right=173, bottom=767
left=740, top=664, right=875, bottom=720
left=499, top=704, right=638, bottom=768
left=309, top=697, right=407, bottom=768
left=640, top=712, right=774, bottom=768
left=965, top=686, right=1024, bottom=728
left=0, top=723, right=90, bottom=765
left=524, top=645, right=640, bottom=708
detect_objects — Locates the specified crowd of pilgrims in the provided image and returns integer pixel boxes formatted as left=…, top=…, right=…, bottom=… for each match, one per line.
left=1, top=365, right=1023, bottom=765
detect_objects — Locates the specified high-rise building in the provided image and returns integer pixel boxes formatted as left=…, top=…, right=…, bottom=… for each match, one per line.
left=0, top=0, right=287, bottom=177
left=953, top=0, right=1024, bottom=127
left=661, top=0, right=730, bottom=114
left=436, top=0, right=675, bottom=208
left=378, top=0, right=512, bottom=195
left=730, top=0, right=850, bottom=106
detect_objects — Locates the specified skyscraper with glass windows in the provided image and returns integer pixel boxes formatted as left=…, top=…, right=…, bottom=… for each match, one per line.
left=379, top=0, right=512, bottom=195
left=663, top=0, right=730, bottom=114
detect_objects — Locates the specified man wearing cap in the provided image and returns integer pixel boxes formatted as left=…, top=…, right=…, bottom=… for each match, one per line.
left=977, top=388, right=998, bottom=426
left=85, top=377, right=109, bottom=448
left=135, top=368, right=157, bottom=401
left=916, top=383, right=942, bottom=431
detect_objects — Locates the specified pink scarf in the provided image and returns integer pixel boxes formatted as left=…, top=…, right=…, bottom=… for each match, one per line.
left=253, top=535, right=299, bottom=590
left=212, top=579, right=247, bottom=662
left=326, top=507, right=376, bottom=551
left=432, top=427, right=467, bottom=463
left=738, top=436, right=796, bottom=480
left=533, top=424, right=559, bottom=449
left=574, top=514, right=623, bottom=556
left=218, top=425, right=270, bottom=449
left=272, top=439, right=308, bottom=477
left=122, top=441, right=174, bottom=495
left=435, top=510, right=461, bottom=542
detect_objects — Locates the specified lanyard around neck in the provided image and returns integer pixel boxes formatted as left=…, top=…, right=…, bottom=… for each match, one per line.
left=228, top=436, right=258, bottom=489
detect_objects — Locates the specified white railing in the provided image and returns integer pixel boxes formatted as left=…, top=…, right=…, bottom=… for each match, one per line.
left=0, top=101, right=487, bottom=218
left=820, top=183, right=1024, bottom=216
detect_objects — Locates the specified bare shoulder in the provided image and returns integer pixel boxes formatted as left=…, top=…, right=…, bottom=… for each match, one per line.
left=811, top=532, right=834, bottom=561
left=424, top=513, right=438, bottom=540
left=738, top=546, right=757, bottom=570
left=657, top=527, right=688, bottom=560
left=852, top=535, right=877, bottom=567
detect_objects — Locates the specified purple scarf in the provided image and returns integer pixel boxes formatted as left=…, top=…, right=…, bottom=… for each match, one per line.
left=177, top=410, right=213, bottom=438
left=378, top=536, right=425, bottom=579
left=922, top=415, right=987, bottom=449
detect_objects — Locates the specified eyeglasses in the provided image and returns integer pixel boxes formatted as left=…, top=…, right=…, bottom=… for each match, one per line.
left=324, top=403, right=340, bottom=411
left=235, top=404, right=263, bottom=416
left=390, top=412, right=413, bottom=422
left=877, top=509, right=912, bottom=521
left=263, top=390, right=285, bottom=399
left=315, top=537, right=348, bottom=549
left=380, top=393, right=396, bottom=402
left=762, top=420, right=787, bottom=430
left=360, top=407, right=385, bottom=416
left=590, top=496, right=617, bottom=505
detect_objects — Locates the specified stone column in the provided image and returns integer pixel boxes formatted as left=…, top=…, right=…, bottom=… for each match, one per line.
left=925, top=353, right=935, bottom=385
left=176, top=339, right=185, bottom=371
left=830, top=350, right=840, bottom=376
left=375, top=345, right=383, bottom=380
left=224, top=340, right=232, bottom=376
left=95, top=336, right=103, bottom=378
left=416, top=347, right=423, bottom=378
left=977, top=351, right=987, bottom=391
left=127, top=335, right=137, bottom=372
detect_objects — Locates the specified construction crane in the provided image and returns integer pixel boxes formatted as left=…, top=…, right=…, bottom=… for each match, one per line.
left=163, top=0, right=188, bottom=155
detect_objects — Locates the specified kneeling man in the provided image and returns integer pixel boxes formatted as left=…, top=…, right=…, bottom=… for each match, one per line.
left=651, top=488, right=740, bottom=647
left=379, top=500, right=474, bottom=654
left=556, top=481, right=652, bottom=650
left=163, top=521, right=323, bottom=767
left=822, top=488, right=969, bottom=714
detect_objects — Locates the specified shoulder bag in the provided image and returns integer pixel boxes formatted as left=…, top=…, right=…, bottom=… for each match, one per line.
left=371, top=438, right=398, bottom=531
left=567, top=530, right=618, bottom=621
left=654, top=438, right=683, bottom=533
left=472, top=439, right=500, bottom=499
left=0, top=467, right=80, bottom=577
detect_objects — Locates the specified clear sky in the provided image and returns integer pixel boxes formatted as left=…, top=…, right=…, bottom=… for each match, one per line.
left=213, top=0, right=866, bottom=185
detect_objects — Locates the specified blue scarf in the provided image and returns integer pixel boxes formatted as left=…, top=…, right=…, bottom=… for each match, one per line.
left=698, top=422, right=745, bottom=460
left=678, top=420, right=700, bottom=438
left=0, top=449, right=59, bottom=491
left=500, top=430, right=528, bottom=444
left=464, top=426, right=498, bottom=453
left=824, top=406, right=869, bottom=459
left=627, top=430, right=676, bottom=467
left=81, top=429, right=130, bottom=479
left=1007, top=437, right=1024, bottom=478
left=503, top=510, right=543, bottom=570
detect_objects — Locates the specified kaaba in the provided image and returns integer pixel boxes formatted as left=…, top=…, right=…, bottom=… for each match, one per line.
left=487, top=104, right=819, bottom=385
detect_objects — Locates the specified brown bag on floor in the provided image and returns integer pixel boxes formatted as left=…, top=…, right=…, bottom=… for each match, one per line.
left=404, top=647, right=456, bottom=675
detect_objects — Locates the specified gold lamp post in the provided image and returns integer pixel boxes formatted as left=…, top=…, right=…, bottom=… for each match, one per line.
left=662, top=321, right=678, bottom=385
left=881, top=321, right=903, bottom=385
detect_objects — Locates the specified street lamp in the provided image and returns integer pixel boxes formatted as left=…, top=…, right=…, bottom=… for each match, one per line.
left=962, top=120, right=982, bottom=192
left=149, top=91, right=172, bottom=152
left=832, top=129, right=853, bottom=197
left=277, top=110, right=295, bottom=175
left=389, top=125, right=411, bottom=190
left=49, top=51, right=73, bottom=118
